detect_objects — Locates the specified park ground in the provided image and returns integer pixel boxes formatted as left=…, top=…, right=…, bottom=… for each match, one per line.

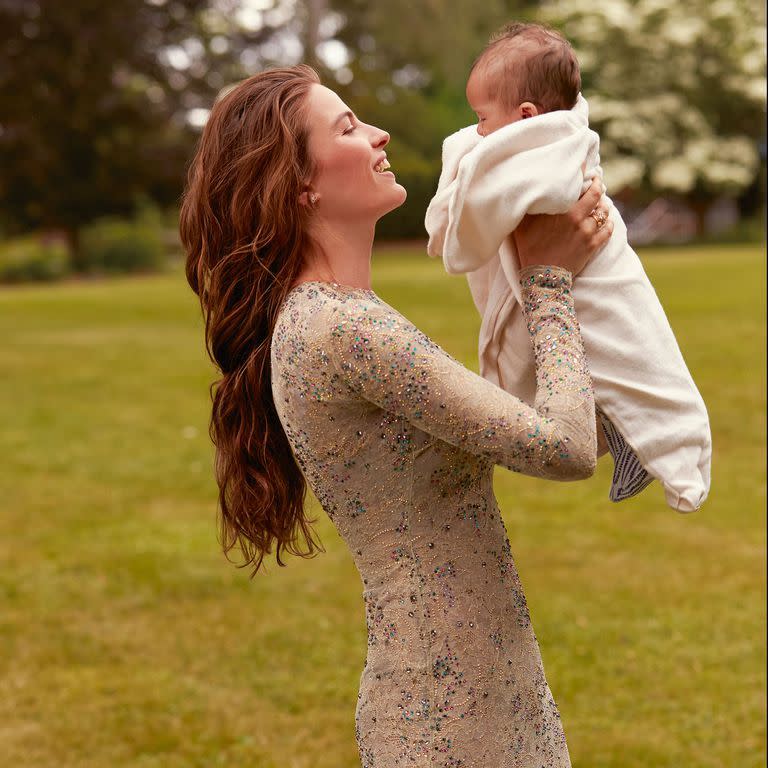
left=0, top=243, right=765, bottom=767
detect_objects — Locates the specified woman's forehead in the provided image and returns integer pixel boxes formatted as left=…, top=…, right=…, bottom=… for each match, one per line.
left=308, top=84, right=351, bottom=124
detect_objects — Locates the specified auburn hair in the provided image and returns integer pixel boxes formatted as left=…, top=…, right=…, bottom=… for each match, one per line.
left=179, top=65, right=323, bottom=576
left=472, top=21, right=581, bottom=114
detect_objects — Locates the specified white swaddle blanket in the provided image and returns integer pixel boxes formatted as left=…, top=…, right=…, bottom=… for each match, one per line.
left=425, top=94, right=711, bottom=512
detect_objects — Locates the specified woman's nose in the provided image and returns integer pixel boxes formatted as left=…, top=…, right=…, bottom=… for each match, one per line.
left=371, top=126, right=389, bottom=148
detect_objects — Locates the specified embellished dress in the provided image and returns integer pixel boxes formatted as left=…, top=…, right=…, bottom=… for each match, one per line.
left=270, top=265, right=596, bottom=767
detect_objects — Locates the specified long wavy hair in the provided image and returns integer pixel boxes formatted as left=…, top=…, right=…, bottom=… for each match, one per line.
left=179, top=65, right=323, bottom=576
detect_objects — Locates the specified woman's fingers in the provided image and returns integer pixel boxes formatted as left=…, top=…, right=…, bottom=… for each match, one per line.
left=573, top=177, right=603, bottom=218
left=573, top=177, right=612, bottom=256
left=591, top=217, right=614, bottom=250
left=514, top=176, right=613, bottom=276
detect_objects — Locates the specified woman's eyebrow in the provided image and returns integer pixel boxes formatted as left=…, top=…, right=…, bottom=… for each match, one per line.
left=333, top=110, right=355, bottom=128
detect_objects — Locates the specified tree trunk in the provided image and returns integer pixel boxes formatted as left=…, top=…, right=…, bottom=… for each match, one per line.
left=65, top=226, right=84, bottom=272
left=304, top=0, right=325, bottom=69
left=690, top=198, right=710, bottom=237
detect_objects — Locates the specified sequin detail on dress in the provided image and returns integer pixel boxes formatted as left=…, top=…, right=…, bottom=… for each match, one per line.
left=270, top=267, right=595, bottom=767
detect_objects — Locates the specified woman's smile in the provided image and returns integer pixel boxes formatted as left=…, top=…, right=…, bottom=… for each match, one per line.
left=306, top=84, right=407, bottom=219
left=373, top=156, right=392, bottom=175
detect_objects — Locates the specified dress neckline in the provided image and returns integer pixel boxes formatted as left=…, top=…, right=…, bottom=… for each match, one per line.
left=287, top=280, right=376, bottom=297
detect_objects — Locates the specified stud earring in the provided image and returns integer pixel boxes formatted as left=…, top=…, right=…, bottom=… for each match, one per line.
left=309, top=192, right=319, bottom=206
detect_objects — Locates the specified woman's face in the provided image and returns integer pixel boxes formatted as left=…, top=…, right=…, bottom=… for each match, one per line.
left=305, top=84, right=407, bottom=224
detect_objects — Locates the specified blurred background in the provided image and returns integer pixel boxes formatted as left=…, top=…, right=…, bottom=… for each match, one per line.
left=0, top=0, right=765, bottom=275
left=1, top=2, right=765, bottom=767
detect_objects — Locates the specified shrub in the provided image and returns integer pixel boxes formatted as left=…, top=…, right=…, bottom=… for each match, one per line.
left=0, top=235, right=71, bottom=284
left=79, top=213, right=166, bottom=274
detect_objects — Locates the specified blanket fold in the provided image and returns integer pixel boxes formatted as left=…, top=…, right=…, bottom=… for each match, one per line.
left=425, top=95, right=711, bottom=512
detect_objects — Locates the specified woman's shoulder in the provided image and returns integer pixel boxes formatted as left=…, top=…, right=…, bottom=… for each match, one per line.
left=277, top=281, right=383, bottom=327
left=274, top=281, right=440, bottom=356
left=272, top=280, right=467, bottom=390
left=279, top=281, right=402, bottom=322
left=273, top=281, right=393, bottom=355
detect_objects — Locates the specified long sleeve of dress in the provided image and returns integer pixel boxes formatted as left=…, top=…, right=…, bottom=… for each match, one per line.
left=328, top=265, right=597, bottom=481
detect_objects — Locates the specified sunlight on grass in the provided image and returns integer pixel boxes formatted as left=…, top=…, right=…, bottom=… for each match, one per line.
left=0, top=244, right=764, bottom=767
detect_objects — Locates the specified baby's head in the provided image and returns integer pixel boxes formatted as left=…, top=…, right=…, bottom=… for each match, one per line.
left=467, top=22, right=581, bottom=136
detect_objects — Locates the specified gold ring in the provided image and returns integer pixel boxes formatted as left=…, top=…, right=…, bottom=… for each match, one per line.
left=590, top=208, right=608, bottom=229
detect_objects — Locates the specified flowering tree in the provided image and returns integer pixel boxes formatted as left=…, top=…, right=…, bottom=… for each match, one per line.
left=544, top=0, right=766, bottom=215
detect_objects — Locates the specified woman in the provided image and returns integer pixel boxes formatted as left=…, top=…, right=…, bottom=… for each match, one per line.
left=180, top=65, right=612, bottom=767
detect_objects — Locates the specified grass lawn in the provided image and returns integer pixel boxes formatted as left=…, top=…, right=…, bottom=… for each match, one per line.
left=0, top=243, right=765, bottom=767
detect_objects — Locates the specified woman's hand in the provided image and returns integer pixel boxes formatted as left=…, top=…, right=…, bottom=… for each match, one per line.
left=513, top=178, right=613, bottom=276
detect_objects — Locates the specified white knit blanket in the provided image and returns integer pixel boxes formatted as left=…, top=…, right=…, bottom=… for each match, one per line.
left=424, top=95, right=711, bottom=512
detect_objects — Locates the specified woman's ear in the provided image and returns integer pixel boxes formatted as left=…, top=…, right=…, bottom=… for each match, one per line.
left=298, top=188, right=319, bottom=208
left=519, top=101, right=539, bottom=120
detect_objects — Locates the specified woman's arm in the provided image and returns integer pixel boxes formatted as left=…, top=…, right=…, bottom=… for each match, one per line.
left=328, top=264, right=596, bottom=481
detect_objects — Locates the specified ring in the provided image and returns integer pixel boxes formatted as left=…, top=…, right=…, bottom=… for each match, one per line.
left=590, top=207, right=608, bottom=229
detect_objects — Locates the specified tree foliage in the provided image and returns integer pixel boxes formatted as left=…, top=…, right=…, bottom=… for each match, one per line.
left=0, top=0, right=277, bottom=248
left=544, top=0, right=766, bottom=201
left=1, top=0, right=763, bottom=246
left=318, top=0, right=531, bottom=236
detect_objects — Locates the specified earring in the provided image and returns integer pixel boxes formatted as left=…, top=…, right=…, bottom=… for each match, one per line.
left=309, top=192, right=319, bottom=207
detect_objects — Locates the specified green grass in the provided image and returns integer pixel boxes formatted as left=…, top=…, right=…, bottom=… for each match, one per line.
left=0, top=243, right=765, bottom=767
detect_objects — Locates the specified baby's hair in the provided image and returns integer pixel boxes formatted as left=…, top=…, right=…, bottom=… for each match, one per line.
left=471, top=21, right=581, bottom=114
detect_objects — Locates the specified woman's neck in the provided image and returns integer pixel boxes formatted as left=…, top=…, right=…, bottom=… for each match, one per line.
left=295, top=219, right=375, bottom=290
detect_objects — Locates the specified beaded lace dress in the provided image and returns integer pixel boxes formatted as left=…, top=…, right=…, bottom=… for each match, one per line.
left=270, top=266, right=596, bottom=767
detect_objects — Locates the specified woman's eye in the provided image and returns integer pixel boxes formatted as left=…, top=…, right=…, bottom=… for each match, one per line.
left=343, top=123, right=356, bottom=135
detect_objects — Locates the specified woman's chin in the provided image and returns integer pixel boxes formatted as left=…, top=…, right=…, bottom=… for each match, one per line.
left=377, top=184, right=408, bottom=219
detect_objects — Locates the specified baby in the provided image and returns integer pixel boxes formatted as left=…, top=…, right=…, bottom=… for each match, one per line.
left=425, top=22, right=711, bottom=511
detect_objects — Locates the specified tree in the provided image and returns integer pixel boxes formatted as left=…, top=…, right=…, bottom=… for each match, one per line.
left=317, top=0, right=527, bottom=236
left=543, top=0, right=766, bottom=221
left=0, top=0, right=280, bottom=259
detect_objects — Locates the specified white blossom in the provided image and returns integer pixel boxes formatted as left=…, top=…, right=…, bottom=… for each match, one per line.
left=703, top=161, right=755, bottom=188
left=652, top=158, right=696, bottom=193
left=544, top=0, right=765, bottom=197
left=603, top=155, right=646, bottom=193
left=661, top=17, right=705, bottom=46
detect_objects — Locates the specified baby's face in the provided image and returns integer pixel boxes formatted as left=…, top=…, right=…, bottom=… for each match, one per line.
left=466, top=70, right=522, bottom=137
